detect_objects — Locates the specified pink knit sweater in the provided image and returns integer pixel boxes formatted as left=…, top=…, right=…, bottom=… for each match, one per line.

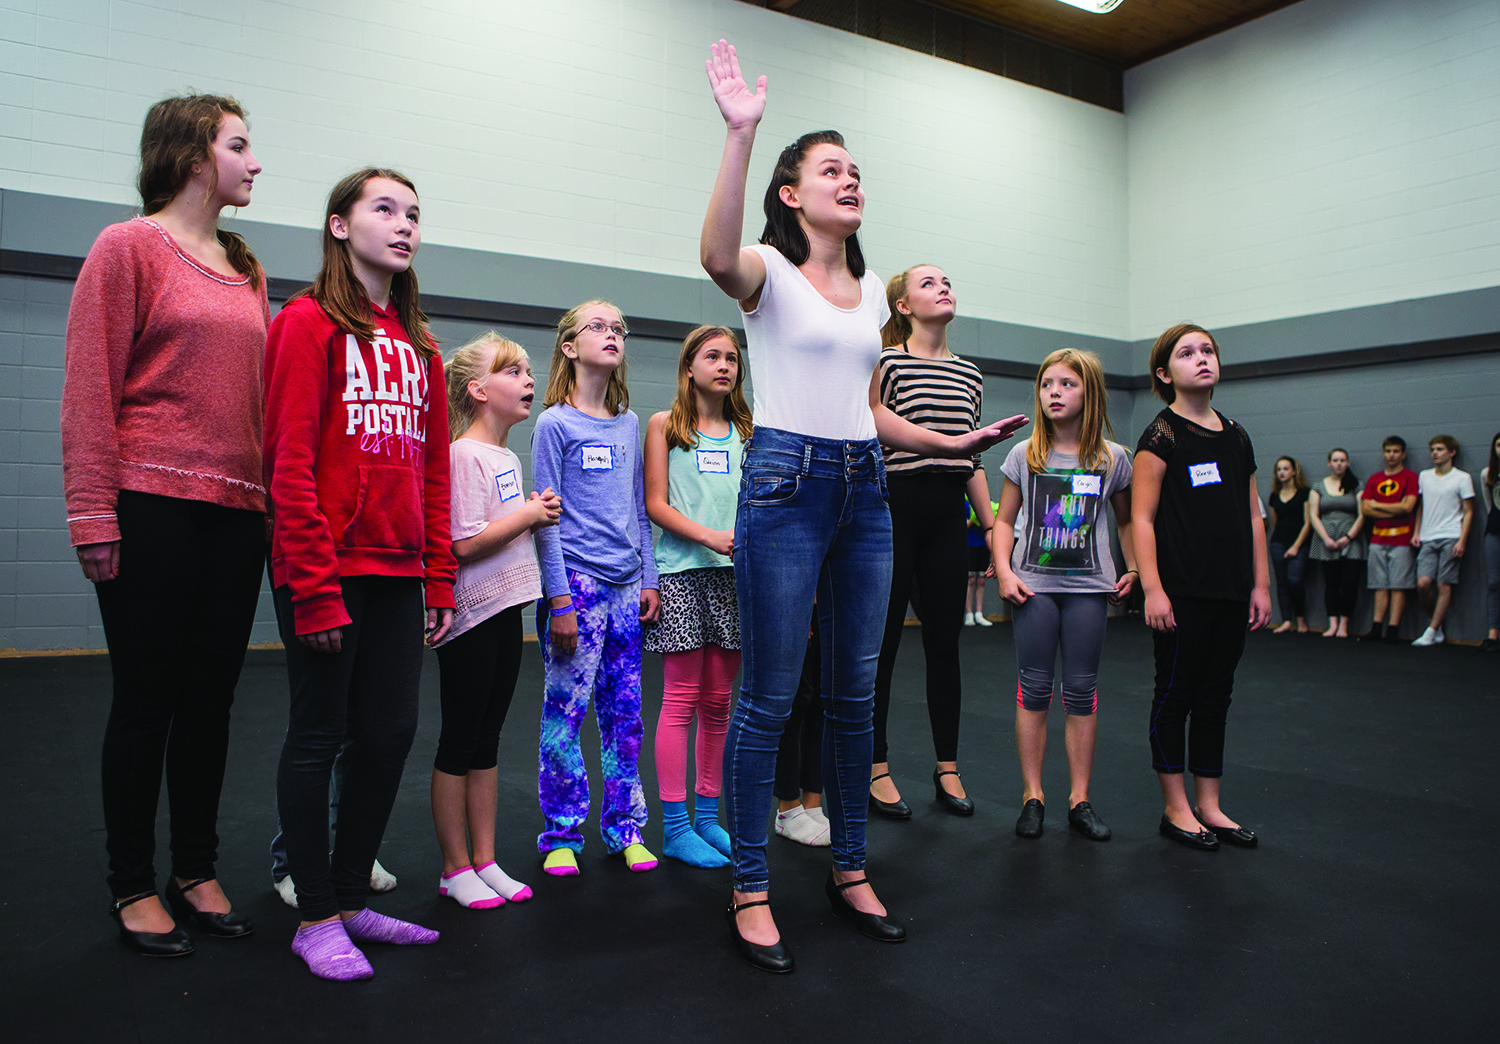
left=61, top=218, right=270, bottom=545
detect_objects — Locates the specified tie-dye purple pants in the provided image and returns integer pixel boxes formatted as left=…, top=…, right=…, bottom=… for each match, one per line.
left=536, top=570, right=648, bottom=854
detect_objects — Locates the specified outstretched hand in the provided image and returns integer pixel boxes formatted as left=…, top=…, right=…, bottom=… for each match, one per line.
left=958, top=414, right=1029, bottom=456
left=706, top=39, right=766, bottom=130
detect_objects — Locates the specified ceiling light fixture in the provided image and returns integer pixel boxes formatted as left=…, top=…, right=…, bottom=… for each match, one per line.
left=1054, top=0, right=1124, bottom=13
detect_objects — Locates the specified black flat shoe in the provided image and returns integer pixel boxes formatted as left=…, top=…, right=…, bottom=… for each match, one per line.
left=1067, top=801, right=1111, bottom=841
left=1195, top=810, right=1258, bottom=847
left=869, top=772, right=911, bottom=820
left=932, top=769, right=975, bottom=816
left=726, top=899, right=794, bottom=973
left=1159, top=814, right=1219, bottom=850
left=1015, top=798, right=1044, bottom=838
left=110, top=892, right=193, bottom=957
left=166, top=877, right=254, bottom=938
left=825, top=872, right=906, bottom=943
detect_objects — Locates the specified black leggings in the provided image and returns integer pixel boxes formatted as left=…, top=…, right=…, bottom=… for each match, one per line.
left=1322, top=558, right=1362, bottom=618
left=1148, top=596, right=1248, bottom=778
left=873, top=472, right=969, bottom=764
left=433, top=604, right=524, bottom=776
left=774, top=622, right=824, bottom=800
left=95, top=491, right=264, bottom=898
left=275, top=577, right=423, bottom=921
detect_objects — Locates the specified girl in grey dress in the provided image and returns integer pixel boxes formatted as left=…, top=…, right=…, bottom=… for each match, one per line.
left=1308, top=447, right=1366, bottom=637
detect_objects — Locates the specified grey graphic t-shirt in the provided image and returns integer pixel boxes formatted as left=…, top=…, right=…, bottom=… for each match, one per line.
left=1000, top=441, right=1132, bottom=594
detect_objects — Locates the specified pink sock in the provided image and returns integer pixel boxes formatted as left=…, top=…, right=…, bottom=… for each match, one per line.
left=343, top=908, right=439, bottom=945
left=474, top=860, right=533, bottom=902
left=439, top=866, right=504, bottom=909
left=292, top=920, right=374, bottom=981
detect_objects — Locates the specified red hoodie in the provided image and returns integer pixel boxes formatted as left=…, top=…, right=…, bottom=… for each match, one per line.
left=264, top=295, right=456, bottom=635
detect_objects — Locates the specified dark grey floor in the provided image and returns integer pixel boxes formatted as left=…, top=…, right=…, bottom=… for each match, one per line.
left=1, top=622, right=1493, bottom=1043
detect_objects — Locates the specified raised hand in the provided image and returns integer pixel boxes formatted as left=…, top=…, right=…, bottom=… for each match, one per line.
left=956, top=414, right=1029, bottom=456
left=706, top=39, right=766, bottom=130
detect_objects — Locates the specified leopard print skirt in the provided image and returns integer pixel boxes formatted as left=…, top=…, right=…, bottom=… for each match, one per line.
left=644, top=567, right=740, bottom=653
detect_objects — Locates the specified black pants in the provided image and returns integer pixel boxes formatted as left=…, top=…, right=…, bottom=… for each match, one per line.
left=873, top=473, right=969, bottom=763
left=1148, top=596, right=1249, bottom=778
left=95, top=490, right=264, bottom=898
left=773, top=622, right=824, bottom=800
left=433, top=604, right=524, bottom=776
left=275, top=577, right=423, bottom=921
left=1322, top=558, right=1362, bottom=618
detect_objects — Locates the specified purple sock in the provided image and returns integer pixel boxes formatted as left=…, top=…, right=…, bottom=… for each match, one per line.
left=291, top=920, right=374, bottom=981
left=343, top=908, right=439, bottom=946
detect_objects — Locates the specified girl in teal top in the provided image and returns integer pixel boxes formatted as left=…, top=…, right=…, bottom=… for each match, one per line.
left=643, top=325, right=754, bottom=866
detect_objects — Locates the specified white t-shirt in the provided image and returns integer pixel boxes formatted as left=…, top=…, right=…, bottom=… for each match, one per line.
left=740, top=244, right=889, bottom=441
left=1417, top=466, right=1474, bottom=540
left=437, top=438, right=543, bottom=646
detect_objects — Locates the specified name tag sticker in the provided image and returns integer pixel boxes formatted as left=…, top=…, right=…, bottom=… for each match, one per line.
left=1070, top=474, right=1102, bottom=496
left=696, top=450, right=730, bottom=474
left=495, top=469, right=522, bottom=502
left=1189, top=462, right=1222, bottom=487
left=581, top=445, right=614, bottom=471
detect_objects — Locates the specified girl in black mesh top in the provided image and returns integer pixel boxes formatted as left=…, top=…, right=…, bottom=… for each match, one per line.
left=1131, top=323, right=1271, bottom=851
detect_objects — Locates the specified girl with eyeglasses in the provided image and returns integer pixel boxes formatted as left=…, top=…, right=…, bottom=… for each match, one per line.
left=530, top=301, right=661, bottom=878
left=700, top=41, right=1026, bottom=972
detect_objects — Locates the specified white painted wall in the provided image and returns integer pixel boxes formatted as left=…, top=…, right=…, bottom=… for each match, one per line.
left=1126, top=0, right=1500, bottom=338
left=0, top=0, right=1129, bottom=337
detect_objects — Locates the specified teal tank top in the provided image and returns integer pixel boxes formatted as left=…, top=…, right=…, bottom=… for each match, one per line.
left=654, top=427, right=744, bottom=575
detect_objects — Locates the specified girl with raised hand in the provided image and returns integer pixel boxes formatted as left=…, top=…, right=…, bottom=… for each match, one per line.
left=431, top=334, right=559, bottom=908
left=1266, top=456, right=1312, bottom=634
left=62, top=93, right=266, bottom=958
left=701, top=40, right=1026, bottom=973
left=264, top=168, right=455, bottom=980
left=1132, top=323, right=1270, bottom=853
left=1308, top=448, right=1365, bottom=638
left=869, top=265, right=996, bottom=820
left=992, top=350, right=1136, bottom=844
left=531, top=301, right=660, bottom=878
left=644, top=326, right=754, bottom=868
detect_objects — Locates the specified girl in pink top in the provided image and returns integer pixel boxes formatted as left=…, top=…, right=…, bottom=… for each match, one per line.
left=60, top=94, right=268, bottom=958
left=432, top=333, right=559, bottom=909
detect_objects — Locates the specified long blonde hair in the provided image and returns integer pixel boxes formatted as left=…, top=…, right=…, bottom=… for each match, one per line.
left=1025, top=348, right=1113, bottom=474
left=542, top=300, right=630, bottom=415
left=445, top=332, right=528, bottom=441
left=662, top=326, right=752, bottom=451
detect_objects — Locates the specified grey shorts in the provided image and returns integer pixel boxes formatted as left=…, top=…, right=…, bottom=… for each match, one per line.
left=1367, top=543, right=1416, bottom=590
left=1417, top=538, right=1461, bottom=585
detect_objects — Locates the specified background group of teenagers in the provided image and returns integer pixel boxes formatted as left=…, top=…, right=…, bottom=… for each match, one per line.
left=62, top=40, right=1494, bottom=982
left=1257, top=434, right=1498, bottom=650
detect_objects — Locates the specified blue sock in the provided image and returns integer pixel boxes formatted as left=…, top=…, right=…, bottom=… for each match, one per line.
left=693, top=796, right=732, bottom=858
left=661, top=800, right=729, bottom=868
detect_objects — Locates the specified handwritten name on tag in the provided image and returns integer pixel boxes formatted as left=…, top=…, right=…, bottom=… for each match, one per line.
left=495, top=469, right=522, bottom=501
left=696, top=450, right=730, bottom=474
left=1070, top=473, right=1102, bottom=496
left=1189, top=462, right=1222, bottom=487
left=581, top=445, right=614, bottom=471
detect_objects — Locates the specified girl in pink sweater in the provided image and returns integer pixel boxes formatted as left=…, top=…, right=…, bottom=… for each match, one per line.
left=61, top=94, right=267, bottom=958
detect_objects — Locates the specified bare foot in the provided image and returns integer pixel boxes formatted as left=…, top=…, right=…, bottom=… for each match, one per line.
left=870, top=767, right=903, bottom=804
left=831, top=869, right=888, bottom=916
left=175, top=876, right=232, bottom=914
left=935, top=762, right=967, bottom=799
left=1272, top=622, right=1292, bottom=634
left=117, top=893, right=176, bottom=934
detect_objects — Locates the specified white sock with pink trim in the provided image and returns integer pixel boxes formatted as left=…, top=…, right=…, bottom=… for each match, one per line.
left=438, top=866, right=504, bottom=909
left=474, top=860, right=533, bottom=902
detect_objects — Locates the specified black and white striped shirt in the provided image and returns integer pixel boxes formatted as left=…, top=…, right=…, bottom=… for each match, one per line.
left=876, top=347, right=984, bottom=476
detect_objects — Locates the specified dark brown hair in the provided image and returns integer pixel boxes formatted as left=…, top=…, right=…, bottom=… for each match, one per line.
left=297, top=168, right=435, bottom=358
left=663, top=326, right=753, bottom=451
left=1148, top=322, right=1218, bottom=403
left=137, top=94, right=262, bottom=290
left=759, top=130, right=865, bottom=277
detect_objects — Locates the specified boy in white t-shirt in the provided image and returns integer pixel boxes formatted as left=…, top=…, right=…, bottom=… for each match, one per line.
left=1411, top=434, right=1475, bottom=646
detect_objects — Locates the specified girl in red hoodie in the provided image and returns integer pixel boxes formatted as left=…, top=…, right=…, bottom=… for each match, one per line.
left=263, top=168, right=456, bottom=981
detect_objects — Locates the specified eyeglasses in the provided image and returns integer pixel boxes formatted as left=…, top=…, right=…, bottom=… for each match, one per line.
left=575, top=319, right=628, bottom=340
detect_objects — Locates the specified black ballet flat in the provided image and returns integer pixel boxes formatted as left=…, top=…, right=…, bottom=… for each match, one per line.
left=1067, top=801, right=1112, bottom=841
left=1015, top=798, right=1044, bottom=839
left=110, top=892, right=194, bottom=957
left=1159, top=815, right=1219, bottom=851
left=726, top=899, right=794, bottom=973
left=825, top=871, right=906, bottom=943
left=1195, top=810, right=1258, bottom=847
left=933, top=769, right=975, bottom=816
left=869, top=772, right=912, bottom=820
left=166, top=877, right=254, bottom=938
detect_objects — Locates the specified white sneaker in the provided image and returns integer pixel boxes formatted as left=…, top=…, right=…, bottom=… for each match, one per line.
left=974, top=613, right=994, bottom=627
left=775, top=806, right=831, bottom=847
left=274, top=876, right=298, bottom=908
left=369, top=859, right=397, bottom=893
left=964, top=612, right=975, bottom=626
left=1412, top=627, right=1443, bottom=647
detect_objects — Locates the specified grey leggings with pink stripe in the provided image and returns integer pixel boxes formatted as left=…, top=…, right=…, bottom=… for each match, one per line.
left=1012, top=592, right=1109, bottom=715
